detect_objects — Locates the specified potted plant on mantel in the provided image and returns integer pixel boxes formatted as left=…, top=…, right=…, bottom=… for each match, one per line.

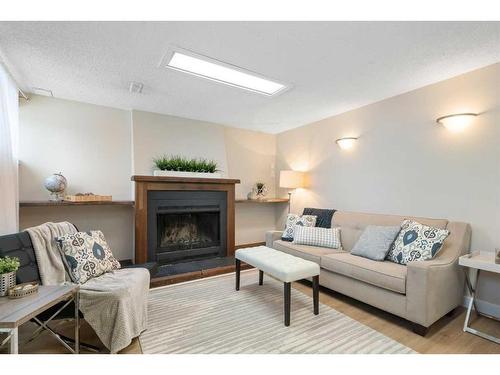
left=153, top=155, right=222, bottom=179
left=0, top=256, right=20, bottom=297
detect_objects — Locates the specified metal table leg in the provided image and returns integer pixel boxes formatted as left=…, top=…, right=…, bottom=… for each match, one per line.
left=0, top=328, right=18, bottom=354
left=10, top=328, right=18, bottom=354
left=463, top=269, right=500, bottom=344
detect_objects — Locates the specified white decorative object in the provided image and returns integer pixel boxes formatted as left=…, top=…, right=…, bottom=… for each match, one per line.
left=44, top=172, right=67, bottom=201
left=153, top=170, right=222, bottom=178
left=247, top=190, right=257, bottom=200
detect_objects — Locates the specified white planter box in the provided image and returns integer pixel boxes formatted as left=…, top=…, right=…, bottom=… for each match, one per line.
left=153, top=170, right=223, bottom=179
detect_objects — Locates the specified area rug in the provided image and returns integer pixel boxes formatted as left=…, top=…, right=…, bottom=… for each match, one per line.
left=139, top=270, right=415, bottom=354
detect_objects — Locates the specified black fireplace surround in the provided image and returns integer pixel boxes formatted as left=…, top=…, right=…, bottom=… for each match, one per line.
left=147, top=191, right=227, bottom=265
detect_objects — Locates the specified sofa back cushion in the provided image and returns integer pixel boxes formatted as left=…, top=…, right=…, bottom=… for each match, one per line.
left=333, top=211, right=448, bottom=252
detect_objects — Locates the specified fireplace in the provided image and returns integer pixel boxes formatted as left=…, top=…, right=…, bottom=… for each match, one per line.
left=131, top=175, right=239, bottom=268
left=148, top=191, right=227, bottom=265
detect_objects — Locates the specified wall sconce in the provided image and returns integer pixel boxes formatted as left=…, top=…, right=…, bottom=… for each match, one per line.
left=436, top=113, right=478, bottom=133
left=336, top=137, right=358, bottom=150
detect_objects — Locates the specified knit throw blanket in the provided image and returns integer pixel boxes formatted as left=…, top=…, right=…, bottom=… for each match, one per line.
left=27, top=222, right=149, bottom=353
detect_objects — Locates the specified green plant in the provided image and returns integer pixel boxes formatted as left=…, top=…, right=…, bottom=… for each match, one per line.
left=153, top=155, right=218, bottom=173
left=0, top=256, right=20, bottom=274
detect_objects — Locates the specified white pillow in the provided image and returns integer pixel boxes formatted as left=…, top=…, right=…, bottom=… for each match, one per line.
left=281, top=214, right=317, bottom=241
left=293, top=225, right=341, bottom=249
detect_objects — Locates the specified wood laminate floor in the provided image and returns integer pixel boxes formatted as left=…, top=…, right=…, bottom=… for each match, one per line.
left=1, top=279, right=499, bottom=354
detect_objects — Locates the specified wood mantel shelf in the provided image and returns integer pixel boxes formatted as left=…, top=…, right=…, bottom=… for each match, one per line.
left=131, top=175, right=241, bottom=184
left=20, top=200, right=135, bottom=207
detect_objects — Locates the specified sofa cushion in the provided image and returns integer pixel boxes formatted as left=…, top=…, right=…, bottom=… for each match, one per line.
left=302, top=208, right=336, bottom=228
left=333, top=211, right=448, bottom=251
left=293, top=226, right=341, bottom=249
left=321, top=252, right=407, bottom=294
left=273, top=239, right=344, bottom=264
left=351, top=225, right=400, bottom=261
left=57, top=231, right=121, bottom=284
left=281, top=214, right=317, bottom=241
left=386, top=220, right=450, bottom=265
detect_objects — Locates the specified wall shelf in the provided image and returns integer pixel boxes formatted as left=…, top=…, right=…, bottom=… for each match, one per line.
left=19, top=200, right=135, bottom=207
left=20, top=198, right=288, bottom=207
left=235, top=198, right=289, bottom=204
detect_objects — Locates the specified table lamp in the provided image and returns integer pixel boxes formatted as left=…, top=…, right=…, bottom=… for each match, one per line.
left=279, top=170, right=305, bottom=213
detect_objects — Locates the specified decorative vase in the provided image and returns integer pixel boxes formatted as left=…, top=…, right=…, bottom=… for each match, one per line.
left=247, top=190, right=258, bottom=200
left=0, top=271, right=16, bottom=297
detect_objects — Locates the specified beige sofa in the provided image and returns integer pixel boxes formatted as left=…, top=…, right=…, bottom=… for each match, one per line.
left=266, top=210, right=471, bottom=335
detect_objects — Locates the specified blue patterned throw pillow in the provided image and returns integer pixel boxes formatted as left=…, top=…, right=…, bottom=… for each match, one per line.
left=281, top=214, right=317, bottom=241
left=57, top=231, right=121, bottom=283
left=386, top=220, right=450, bottom=265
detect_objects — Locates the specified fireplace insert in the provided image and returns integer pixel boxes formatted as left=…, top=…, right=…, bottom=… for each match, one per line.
left=147, top=191, right=227, bottom=265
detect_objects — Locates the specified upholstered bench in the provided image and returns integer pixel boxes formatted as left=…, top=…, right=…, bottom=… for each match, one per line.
left=235, top=246, right=320, bottom=326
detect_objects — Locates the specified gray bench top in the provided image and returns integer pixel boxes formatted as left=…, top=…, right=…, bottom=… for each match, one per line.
left=235, top=246, right=320, bottom=283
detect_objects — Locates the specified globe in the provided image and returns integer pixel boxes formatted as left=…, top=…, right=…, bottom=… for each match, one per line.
left=44, top=173, right=67, bottom=201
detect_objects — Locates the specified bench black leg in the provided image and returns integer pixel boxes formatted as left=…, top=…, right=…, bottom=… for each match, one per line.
left=235, top=259, right=241, bottom=291
left=284, top=282, right=291, bottom=326
left=312, top=275, right=319, bottom=315
left=259, top=270, right=264, bottom=285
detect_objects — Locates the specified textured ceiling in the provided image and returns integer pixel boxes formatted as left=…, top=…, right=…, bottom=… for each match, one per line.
left=1, top=21, right=499, bottom=133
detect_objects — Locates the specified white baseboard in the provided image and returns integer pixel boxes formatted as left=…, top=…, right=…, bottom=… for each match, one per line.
left=462, top=296, right=500, bottom=319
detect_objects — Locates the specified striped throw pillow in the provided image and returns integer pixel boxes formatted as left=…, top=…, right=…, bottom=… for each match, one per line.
left=292, top=225, right=341, bottom=249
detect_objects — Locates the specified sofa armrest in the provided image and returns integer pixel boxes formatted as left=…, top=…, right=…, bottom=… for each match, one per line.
left=406, top=222, right=471, bottom=327
left=265, top=230, right=283, bottom=248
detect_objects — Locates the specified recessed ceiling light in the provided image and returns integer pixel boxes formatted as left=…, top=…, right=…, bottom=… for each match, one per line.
left=161, top=49, right=287, bottom=96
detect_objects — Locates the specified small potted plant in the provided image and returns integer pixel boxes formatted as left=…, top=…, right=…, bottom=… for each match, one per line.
left=153, top=155, right=222, bottom=178
left=254, top=182, right=268, bottom=199
left=0, top=256, right=20, bottom=297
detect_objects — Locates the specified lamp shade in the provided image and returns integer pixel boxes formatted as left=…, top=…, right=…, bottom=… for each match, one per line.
left=279, top=170, right=305, bottom=189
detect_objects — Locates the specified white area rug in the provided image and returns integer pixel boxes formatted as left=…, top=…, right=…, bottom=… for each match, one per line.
left=140, top=270, right=415, bottom=354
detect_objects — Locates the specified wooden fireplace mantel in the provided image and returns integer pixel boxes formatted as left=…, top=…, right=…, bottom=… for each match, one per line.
left=131, top=175, right=240, bottom=264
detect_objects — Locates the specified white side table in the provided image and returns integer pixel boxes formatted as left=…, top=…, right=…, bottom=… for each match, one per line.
left=459, top=252, right=500, bottom=344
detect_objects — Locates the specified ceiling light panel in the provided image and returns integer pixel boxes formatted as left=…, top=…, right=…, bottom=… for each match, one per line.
left=162, top=50, right=287, bottom=96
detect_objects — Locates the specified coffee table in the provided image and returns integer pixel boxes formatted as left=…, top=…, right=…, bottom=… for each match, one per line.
left=235, top=246, right=320, bottom=326
left=0, top=284, right=79, bottom=354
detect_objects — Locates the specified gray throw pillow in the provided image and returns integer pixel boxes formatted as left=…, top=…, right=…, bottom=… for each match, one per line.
left=351, top=225, right=401, bottom=261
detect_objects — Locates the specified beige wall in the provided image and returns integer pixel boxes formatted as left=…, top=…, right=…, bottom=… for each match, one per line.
left=18, top=96, right=279, bottom=261
left=131, top=110, right=228, bottom=176
left=224, top=127, right=278, bottom=244
left=19, top=96, right=134, bottom=260
left=276, top=63, right=500, bottom=310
